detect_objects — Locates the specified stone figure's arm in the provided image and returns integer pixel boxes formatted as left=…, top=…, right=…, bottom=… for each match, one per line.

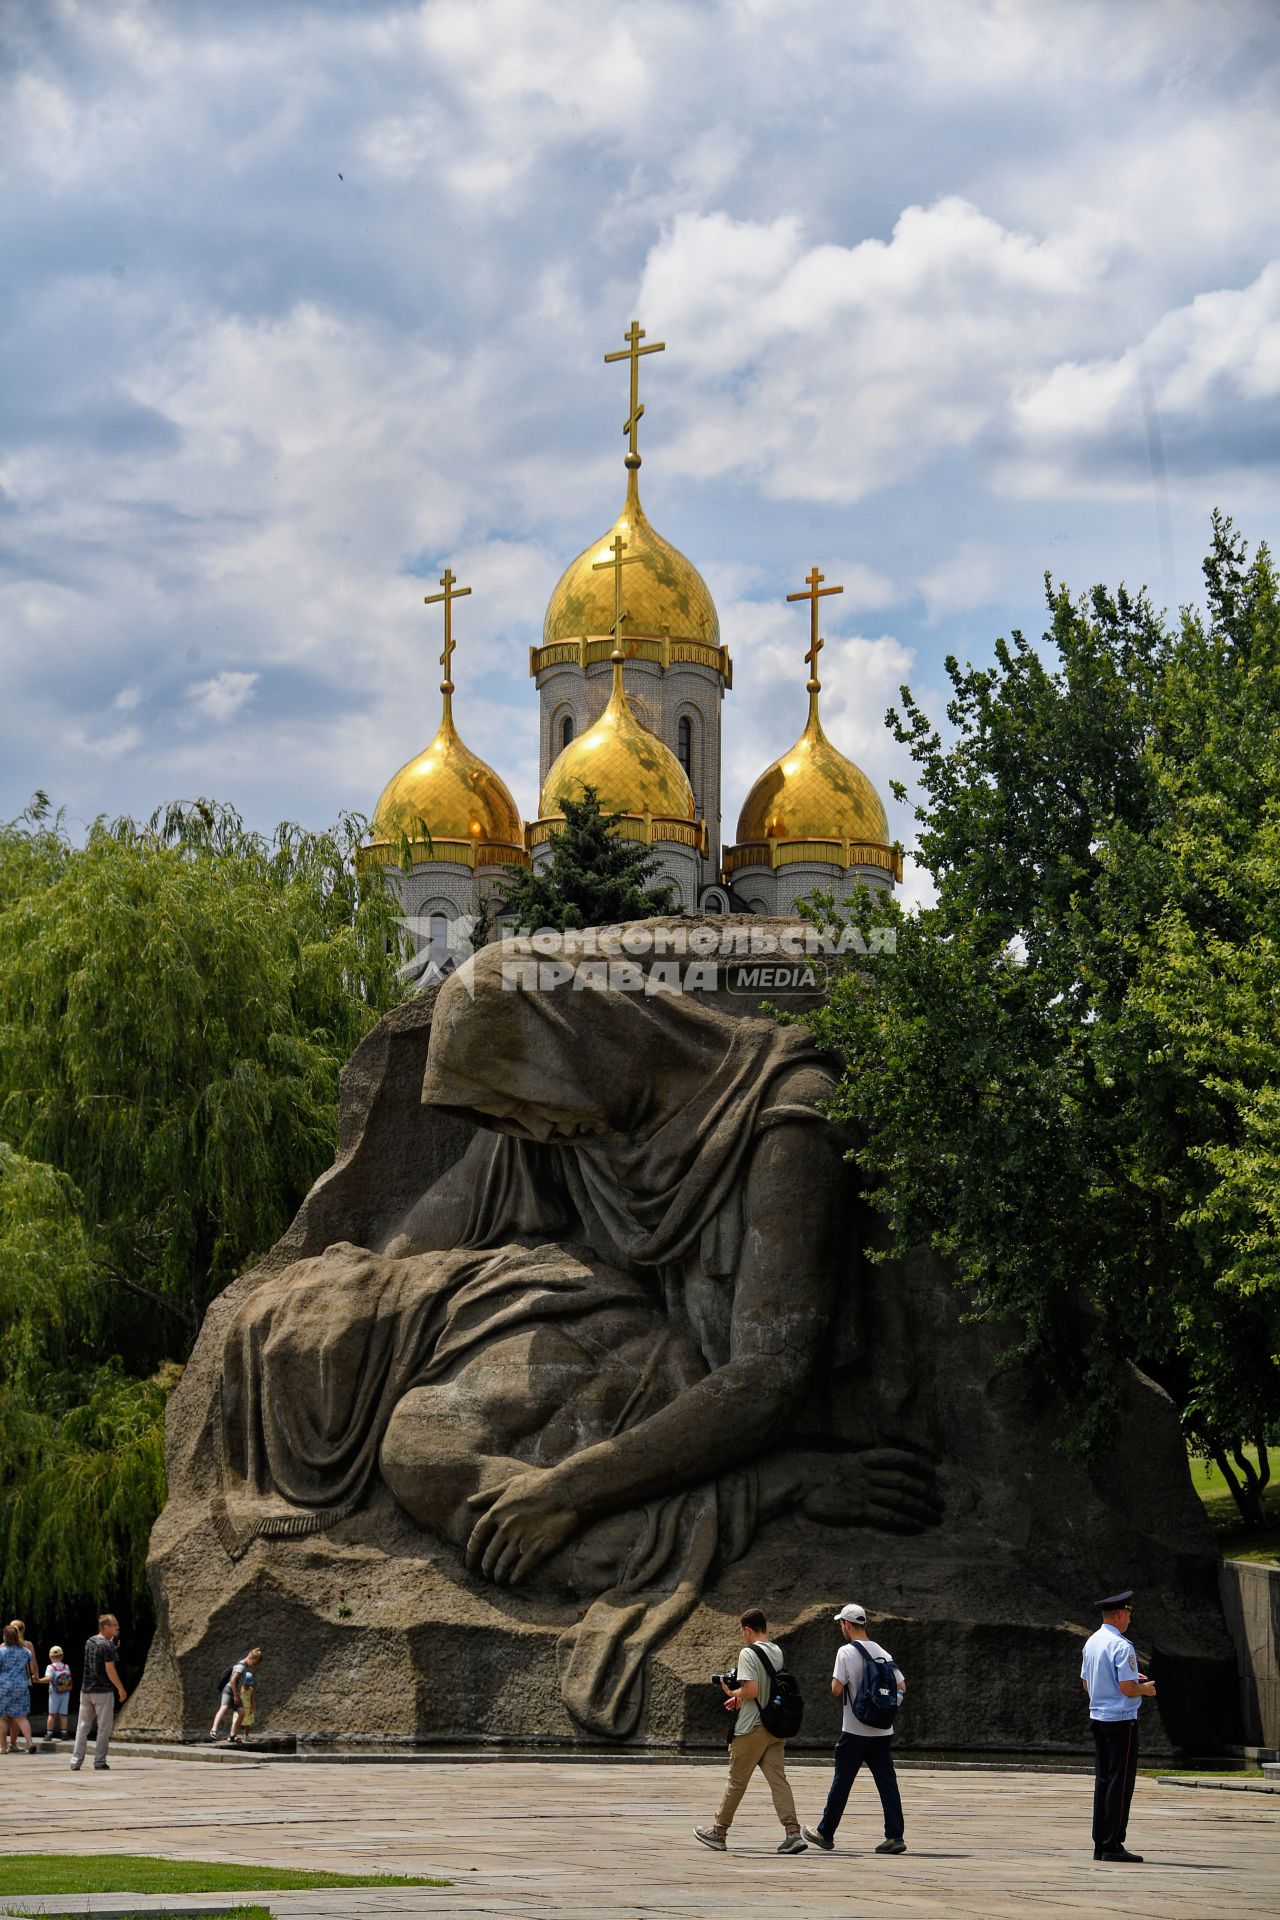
left=465, top=1120, right=844, bottom=1581
left=383, top=1132, right=492, bottom=1255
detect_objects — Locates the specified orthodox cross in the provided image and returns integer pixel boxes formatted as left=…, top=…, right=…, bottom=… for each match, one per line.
left=787, top=565, right=843, bottom=688
left=593, top=533, right=641, bottom=647
left=424, top=567, right=471, bottom=692
left=604, top=321, right=666, bottom=461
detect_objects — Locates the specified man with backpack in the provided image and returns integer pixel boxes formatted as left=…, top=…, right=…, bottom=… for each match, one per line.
left=694, top=1607, right=807, bottom=1854
left=803, top=1602, right=907, bottom=1855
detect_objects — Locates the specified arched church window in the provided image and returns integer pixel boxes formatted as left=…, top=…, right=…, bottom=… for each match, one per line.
left=428, top=912, right=449, bottom=950
left=561, top=714, right=575, bottom=750
left=677, top=715, right=693, bottom=778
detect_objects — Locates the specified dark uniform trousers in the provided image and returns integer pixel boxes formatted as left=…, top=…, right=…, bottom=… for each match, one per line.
left=1091, top=1718, right=1139, bottom=1852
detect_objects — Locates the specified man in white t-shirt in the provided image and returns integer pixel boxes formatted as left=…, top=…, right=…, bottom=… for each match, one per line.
left=803, top=1602, right=907, bottom=1854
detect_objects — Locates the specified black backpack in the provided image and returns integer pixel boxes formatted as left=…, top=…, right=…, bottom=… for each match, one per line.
left=752, top=1643, right=805, bottom=1740
left=217, top=1665, right=234, bottom=1692
left=848, top=1642, right=900, bottom=1729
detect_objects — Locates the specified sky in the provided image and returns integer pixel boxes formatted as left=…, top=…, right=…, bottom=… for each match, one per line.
left=3, top=0, right=1279, bottom=902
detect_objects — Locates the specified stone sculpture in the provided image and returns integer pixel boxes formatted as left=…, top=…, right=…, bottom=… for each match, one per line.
left=132, top=920, right=1236, bottom=1754
left=214, top=942, right=938, bottom=1734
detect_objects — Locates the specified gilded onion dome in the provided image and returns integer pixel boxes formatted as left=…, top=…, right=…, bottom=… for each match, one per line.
left=730, top=566, right=895, bottom=876
left=371, top=704, right=525, bottom=852
left=367, top=570, right=526, bottom=868
left=539, top=645, right=695, bottom=823
left=543, top=465, right=719, bottom=647
left=735, top=690, right=890, bottom=846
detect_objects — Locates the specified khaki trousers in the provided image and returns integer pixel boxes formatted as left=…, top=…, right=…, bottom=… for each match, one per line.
left=73, top=1691, right=115, bottom=1767
left=715, top=1725, right=798, bottom=1831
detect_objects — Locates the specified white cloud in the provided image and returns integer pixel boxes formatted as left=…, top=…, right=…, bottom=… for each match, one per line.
left=184, top=671, right=260, bottom=724
left=60, top=720, right=141, bottom=762
left=1011, top=260, right=1280, bottom=495
left=919, top=543, right=1002, bottom=621
left=639, top=197, right=1112, bottom=503
left=113, top=686, right=142, bottom=712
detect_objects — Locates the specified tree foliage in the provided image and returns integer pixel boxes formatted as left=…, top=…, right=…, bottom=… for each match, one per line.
left=806, top=516, right=1279, bottom=1523
left=0, top=799, right=405, bottom=1618
left=493, top=785, right=679, bottom=931
left=0, top=799, right=403, bottom=1336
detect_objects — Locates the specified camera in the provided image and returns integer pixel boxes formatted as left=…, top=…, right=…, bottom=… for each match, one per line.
left=711, top=1670, right=739, bottom=1689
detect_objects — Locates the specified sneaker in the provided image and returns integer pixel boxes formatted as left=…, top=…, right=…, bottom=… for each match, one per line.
left=802, top=1825, right=834, bottom=1851
left=694, top=1825, right=727, bottom=1851
left=69, top=1760, right=82, bottom=1772
left=777, top=1831, right=808, bottom=1854
left=1098, top=1847, right=1143, bottom=1862
left=875, top=1837, right=906, bottom=1854
left=93, top=1762, right=110, bottom=1770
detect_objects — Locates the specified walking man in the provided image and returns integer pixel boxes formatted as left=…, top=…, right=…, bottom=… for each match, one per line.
left=803, top=1603, right=907, bottom=1855
left=71, top=1613, right=127, bottom=1772
left=1082, top=1589, right=1155, bottom=1862
left=694, top=1608, right=807, bottom=1854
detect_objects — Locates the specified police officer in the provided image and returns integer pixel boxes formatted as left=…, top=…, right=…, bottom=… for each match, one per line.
left=1080, top=1589, right=1156, bottom=1862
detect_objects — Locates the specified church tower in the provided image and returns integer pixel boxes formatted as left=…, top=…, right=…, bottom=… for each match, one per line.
left=528, top=323, right=732, bottom=907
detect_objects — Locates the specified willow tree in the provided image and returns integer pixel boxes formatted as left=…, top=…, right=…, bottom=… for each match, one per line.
left=0, top=799, right=403, bottom=1344
left=805, top=517, right=1280, bottom=1525
left=0, top=798, right=404, bottom=1615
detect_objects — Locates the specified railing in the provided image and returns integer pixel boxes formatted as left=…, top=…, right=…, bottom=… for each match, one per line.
left=359, top=838, right=530, bottom=873
left=724, top=840, right=903, bottom=882
left=529, top=635, right=732, bottom=685
left=526, top=814, right=707, bottom=857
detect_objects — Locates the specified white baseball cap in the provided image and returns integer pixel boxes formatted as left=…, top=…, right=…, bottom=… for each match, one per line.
left=833, top=1603, right=866, bottom=1624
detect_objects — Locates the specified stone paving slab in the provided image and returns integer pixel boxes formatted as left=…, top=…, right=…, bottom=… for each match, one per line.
left=2, top=1754, right=1278, bottom=1919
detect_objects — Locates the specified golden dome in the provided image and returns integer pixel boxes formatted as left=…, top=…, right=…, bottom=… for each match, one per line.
left=369, top=697, right=524, bottom=856
left=735, top=690, right=890, bottom=846
left=543, top=467, right=719, bottom=647
left=539, top=650, right=695, bottom=823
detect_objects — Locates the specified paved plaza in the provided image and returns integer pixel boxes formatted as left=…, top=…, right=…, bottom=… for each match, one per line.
left=2, top=1753, right=1277, bottom=1920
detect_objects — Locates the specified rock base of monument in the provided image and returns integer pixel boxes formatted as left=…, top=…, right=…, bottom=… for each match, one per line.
left=130, top=1465, right=1225, bottom=1757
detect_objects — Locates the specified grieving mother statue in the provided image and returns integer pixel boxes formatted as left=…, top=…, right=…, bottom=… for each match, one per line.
left=219, top=944, right=937, bottom=1735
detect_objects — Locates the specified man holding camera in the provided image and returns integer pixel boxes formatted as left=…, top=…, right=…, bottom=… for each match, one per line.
left=694, top=1607, right=807, bottom=1854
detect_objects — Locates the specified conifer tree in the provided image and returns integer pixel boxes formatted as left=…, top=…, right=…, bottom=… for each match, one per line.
left=493, top=785, right=679, bottom=931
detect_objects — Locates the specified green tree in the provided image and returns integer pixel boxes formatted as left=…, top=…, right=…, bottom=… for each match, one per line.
left=0, top=799, right=403, bottom=1340
left=0, top=1142, right=171, bottom=1614
left=493, top=785, right=679, bottom=931
left=0, top=798, right=405, bottom=1616
left=805, top=517, right=1279, bottom=1523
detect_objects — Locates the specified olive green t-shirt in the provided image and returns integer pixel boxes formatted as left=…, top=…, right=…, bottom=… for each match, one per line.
left=734, top=1640, right=783, bottom=1738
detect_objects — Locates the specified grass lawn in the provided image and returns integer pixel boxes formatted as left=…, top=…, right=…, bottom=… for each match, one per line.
left=1140, top=1767, right=1264, bottom=1778
left=1189, top=1446, right=1280, bottom=1566
left=0, top=1856, right=448, bottom=1895
left=6, top=1912, right=273, bottom=1920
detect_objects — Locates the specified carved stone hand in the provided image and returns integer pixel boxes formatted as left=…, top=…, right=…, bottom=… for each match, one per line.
left=464, top=1467, right=581, bottom=1585
left=792, top=1446, right=944, bottom=1534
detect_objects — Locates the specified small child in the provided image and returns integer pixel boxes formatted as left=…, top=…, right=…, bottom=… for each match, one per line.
left=40, top=1646, right=73, bottom=1739
left=230, top=1661, right=256, bottom=1742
